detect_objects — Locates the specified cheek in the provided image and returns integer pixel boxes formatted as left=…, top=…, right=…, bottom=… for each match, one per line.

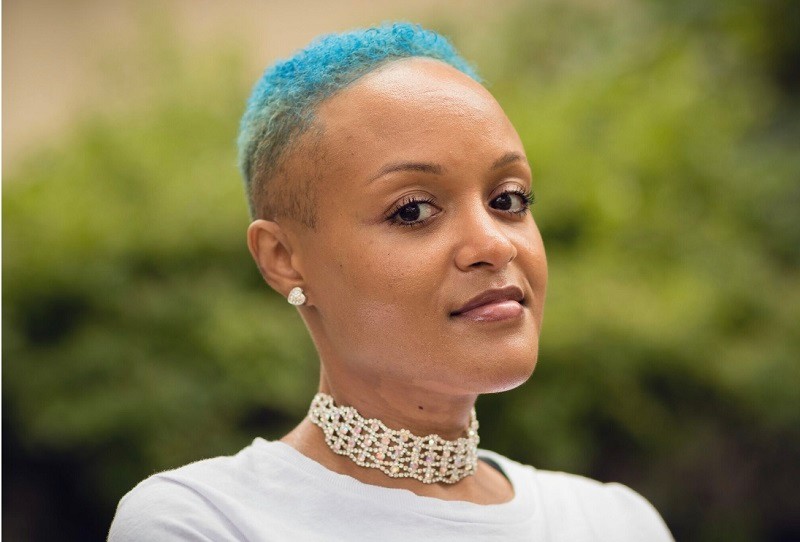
left=513, top=224, right=548, bottom=321
left=516, top=223, right=547, bottom=276
left=316, top=231, right=445, bottom=321
left=311, top=232, right=450, bottom=376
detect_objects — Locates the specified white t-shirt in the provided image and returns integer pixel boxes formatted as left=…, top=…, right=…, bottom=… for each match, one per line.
left=109, top=438, right=673, bottom=541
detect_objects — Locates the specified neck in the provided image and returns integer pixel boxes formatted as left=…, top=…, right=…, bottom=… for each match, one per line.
left=280, top=371, right=514, bottom=504
left=318, top=370, right=477, bottom=441
left=308, top=391, right=478, bottom=484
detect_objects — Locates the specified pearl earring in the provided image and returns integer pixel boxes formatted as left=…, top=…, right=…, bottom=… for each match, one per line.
left=287, top=286, right=307, bottom=306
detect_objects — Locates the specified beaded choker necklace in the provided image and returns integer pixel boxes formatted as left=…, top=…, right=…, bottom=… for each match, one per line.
left=308, top=392, right=479, bottom=484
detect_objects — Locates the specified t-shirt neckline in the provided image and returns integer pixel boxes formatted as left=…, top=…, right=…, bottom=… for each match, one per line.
left=253, top=438, right=533, bottom=525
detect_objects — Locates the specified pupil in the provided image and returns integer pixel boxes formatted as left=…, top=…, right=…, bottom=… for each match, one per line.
left=398, top=204, right=421, bottom=222
left=494, top=194, right=512, bottom=210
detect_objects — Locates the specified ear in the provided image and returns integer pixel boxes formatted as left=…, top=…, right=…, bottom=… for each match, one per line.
left=247, top=219, right=305, bottom=301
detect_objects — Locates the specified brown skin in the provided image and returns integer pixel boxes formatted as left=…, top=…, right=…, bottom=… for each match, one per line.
left=247, top=58, right=548, bottom=505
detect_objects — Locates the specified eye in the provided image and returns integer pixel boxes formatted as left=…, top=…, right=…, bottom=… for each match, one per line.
left=388, top=197, right=439, bottom=227
left=490, top=189, right=534, bottom=214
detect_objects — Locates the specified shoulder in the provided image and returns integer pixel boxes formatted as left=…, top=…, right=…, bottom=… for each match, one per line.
left=537, top=470, right=673, bottom=540
left=482, top=451, right=674, bottom=541
left=109, top=475, right=227, bottom=541
left=108, top=444, right=265, bottom=541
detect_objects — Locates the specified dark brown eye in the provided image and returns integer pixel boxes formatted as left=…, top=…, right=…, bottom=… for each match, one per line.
left=390, top=200, right=437, bottom=226
left=398, top=203, right=422, bottom=222
left=492, top=193, right=513, bottom=211
left=490, top=191, right=530, bottom=213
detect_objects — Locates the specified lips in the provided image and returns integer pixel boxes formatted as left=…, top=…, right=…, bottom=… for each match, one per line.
left=450, top=285, right=525, bottom=319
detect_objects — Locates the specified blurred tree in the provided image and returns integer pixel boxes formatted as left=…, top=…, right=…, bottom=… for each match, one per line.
left=479, top=2, right=800, bottom=540
left=3, top=2, right=799, bottom=541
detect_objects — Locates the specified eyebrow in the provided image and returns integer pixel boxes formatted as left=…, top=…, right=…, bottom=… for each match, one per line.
left=490, top=151, right=527, bottom=171
left=368, top=161, right=445, bottom=182
left=368, top=151, right=528, bottom=183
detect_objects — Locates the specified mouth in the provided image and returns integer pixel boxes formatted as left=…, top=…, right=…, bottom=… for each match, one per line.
left=450, top=285, right=525, bottom=322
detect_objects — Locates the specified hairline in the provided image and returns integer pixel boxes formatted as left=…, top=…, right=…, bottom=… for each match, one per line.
left=248, top=56, right=454, bottom=229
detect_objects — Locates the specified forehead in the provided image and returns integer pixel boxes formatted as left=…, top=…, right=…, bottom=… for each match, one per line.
left=321, top=57, right=500, bottom=122
left=313, top=57, right=522, bottom=172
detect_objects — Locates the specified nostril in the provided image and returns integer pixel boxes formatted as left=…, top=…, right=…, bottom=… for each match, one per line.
left=453, top=216, right=517, bottom=271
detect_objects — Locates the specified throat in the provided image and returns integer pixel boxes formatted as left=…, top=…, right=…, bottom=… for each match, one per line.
left=281, top=419, right=515, bottom=505
left=307, top=392, right=480, bottom=485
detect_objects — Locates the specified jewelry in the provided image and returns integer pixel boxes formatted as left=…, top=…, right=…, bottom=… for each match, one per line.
left=287, top=286, right=306, bottom=306
left=308, top=392, right=479, bottom=484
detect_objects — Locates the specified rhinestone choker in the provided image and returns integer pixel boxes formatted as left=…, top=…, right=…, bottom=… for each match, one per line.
left=308, top=392, right=479, bottom=484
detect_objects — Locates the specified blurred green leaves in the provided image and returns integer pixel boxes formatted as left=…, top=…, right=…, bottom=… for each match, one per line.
left=482, top=3, right=800, bottom=540
left=4, top=2, right=799, bottom=541
left=3, top=30, right=319, bottom=535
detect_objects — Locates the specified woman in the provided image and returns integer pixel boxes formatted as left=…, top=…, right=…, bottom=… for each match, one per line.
left=110, top=23, right=673, bottom=541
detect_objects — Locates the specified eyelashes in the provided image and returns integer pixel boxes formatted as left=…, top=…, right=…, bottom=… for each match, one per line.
left=500, top=188, right=535, bottom=213
left=386, top=188, right=536, bottom=228
left=387, top=195, right=438, bottom=227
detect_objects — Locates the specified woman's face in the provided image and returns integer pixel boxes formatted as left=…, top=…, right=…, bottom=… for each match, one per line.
left=291, top=58, right=547, bottom=396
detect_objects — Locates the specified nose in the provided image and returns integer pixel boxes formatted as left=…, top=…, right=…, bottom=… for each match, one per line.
left=453, top=204, right=517, bottom=272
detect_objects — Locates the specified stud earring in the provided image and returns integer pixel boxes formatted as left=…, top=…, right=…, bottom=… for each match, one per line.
left=287, top=286, right=307, bottom=306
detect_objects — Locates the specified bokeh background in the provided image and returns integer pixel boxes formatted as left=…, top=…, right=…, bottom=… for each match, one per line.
left=4, top=0, right=799, bottom=540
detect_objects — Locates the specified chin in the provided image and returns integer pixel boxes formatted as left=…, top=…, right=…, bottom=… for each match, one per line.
left=447, top=346, right=539, bottom=395
left=480, top=356, right=538, bottom=394
left=471, top=332, right=540, bottom=393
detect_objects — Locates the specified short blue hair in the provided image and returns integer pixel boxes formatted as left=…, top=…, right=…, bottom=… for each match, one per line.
left=237, top=22, right=480, bottom=225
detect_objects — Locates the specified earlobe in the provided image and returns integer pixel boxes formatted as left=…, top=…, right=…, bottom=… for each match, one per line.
left=246, top=219, right=304, bottom=298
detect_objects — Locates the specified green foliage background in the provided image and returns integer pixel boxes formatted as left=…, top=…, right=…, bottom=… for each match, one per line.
left=4, top=2, right=799, bottom=540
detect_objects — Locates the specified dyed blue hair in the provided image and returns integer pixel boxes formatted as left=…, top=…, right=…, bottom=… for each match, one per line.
left=237, top=22, right=480, bottom=225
